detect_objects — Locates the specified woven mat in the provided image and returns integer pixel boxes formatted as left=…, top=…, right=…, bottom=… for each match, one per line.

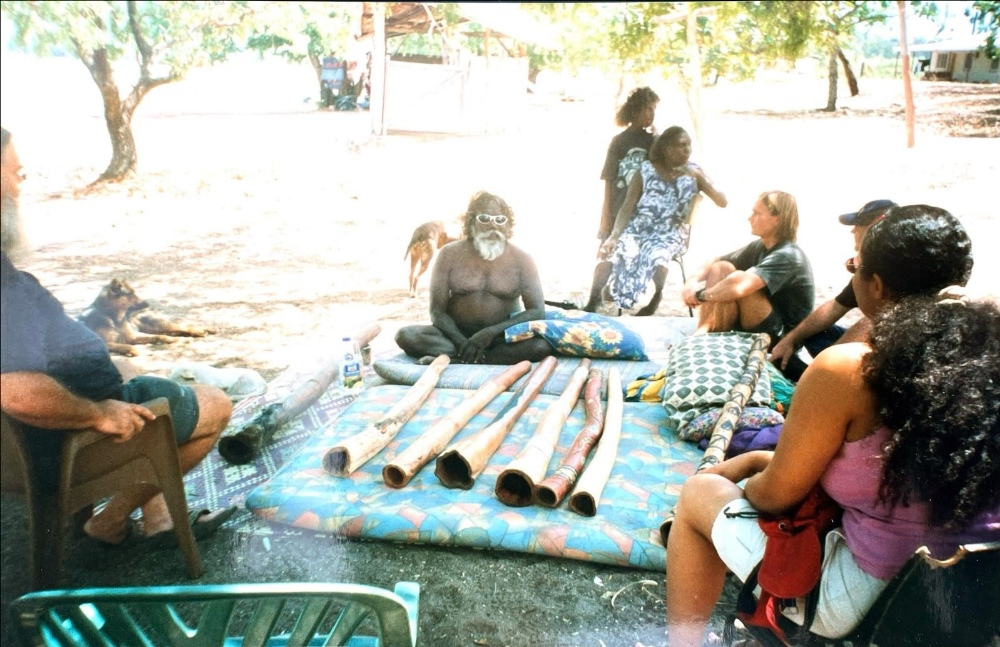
left=181, top=360, right=378, bottom=535
left=244, top=385, right=703, bottom=571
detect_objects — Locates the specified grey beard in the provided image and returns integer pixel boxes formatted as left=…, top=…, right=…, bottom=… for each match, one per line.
left=473, top=231, right=506, bottom=261
left=0, top=192, right=28, bottom=263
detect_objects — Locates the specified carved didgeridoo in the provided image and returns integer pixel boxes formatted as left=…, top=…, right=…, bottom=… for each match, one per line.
left=323, top=354, right=449, bottom=477
left=569, top=367, right=624, bottom=516
left=534, top=367, right=605, bottom=508
left=435, top=355, right=557, bottom=490
left=382, top=361, right=531, bottom=489
left=494, top=359, right=591, bottom=506
left=219, top=322, right=383, bottom=464
left=658, top=333, right=770, bottom=544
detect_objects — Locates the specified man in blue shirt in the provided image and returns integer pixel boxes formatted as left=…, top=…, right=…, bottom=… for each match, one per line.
left=1, top=127, right=235, bottom=546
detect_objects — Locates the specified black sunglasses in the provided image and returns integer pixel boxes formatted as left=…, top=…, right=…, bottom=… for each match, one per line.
left=845, top=257, right=864, bottom=274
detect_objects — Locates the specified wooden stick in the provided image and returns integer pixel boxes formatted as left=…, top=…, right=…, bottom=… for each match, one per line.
left=495, top=359, right=591, bottom=506
left=658, top=333, right=770, bottom=543
left=219, top=322, right=382, bottom=465
left=568, top=367, right=623, bottom=516
left=534, top=367, right=605, bottom=508
left=435, top=356, right=557, bottom=490
left=381, top=361, right=532, bottom=488
left=323, top=354, right=449, bottom=477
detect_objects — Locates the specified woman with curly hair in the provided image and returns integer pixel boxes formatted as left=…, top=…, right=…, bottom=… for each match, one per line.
left=597, top=87, right=660, bottom=244
left=584, top=126, right=727, bottom=315
left=665, top=205, right=999, bottom=646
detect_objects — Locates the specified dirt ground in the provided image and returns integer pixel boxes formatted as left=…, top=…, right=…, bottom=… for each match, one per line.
left=1, top=53, right=998, bottom=646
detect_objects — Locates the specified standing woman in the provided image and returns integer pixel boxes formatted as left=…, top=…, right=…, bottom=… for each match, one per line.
left=584, top=126, right=727, bottom=316
left=597, top=87, right=659, bottom=244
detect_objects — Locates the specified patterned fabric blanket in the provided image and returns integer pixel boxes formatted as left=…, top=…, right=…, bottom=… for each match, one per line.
left=245, top=385, right=703, bottom=571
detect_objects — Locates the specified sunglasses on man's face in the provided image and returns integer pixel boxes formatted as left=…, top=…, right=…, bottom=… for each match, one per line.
left=476, top=213, right=509, bottom=225
left=845, top=257, right=864, bottom=274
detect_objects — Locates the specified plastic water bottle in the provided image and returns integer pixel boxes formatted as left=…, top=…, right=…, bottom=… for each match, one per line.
left=337, top=337, right=365, bottom=393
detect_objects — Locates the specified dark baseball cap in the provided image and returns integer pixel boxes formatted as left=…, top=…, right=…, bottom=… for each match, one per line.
left=839, top=199, right=898, bottom=226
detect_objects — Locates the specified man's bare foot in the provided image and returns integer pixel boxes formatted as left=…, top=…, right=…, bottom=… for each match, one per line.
left=83, top=512, right=136, bottom=546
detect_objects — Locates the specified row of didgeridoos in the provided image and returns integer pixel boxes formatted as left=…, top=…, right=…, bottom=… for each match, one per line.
left=321, top=354, right=626, bottom=516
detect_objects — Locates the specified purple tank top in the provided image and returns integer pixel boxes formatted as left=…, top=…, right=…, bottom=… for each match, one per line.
left=820, top=427, right=1000, bottom=580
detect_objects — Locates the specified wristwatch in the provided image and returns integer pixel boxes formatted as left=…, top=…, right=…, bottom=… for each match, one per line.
left=695, top=288, right=707, bottom=303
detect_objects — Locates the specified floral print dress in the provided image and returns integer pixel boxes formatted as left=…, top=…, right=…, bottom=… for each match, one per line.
left=608, top=160, right=700, bottom=309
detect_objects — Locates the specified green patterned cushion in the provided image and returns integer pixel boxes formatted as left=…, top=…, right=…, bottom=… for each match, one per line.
left=661, top=332, right=772, bottom=435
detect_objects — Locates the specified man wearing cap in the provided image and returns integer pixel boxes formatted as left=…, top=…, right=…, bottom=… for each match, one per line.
left=769, top=199, right=897, bottom=381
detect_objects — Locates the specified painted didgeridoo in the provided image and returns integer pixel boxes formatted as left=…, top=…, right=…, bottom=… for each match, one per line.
left=658, top=333, right=770, bottom=544
left=435, top=355, right=557, bottom=490
left=219, top=322, right=382, bottom=465
left=534, top=367, right=605, bottom=508
left=323, top=354, right=449, bottom=476
left=382, top=361, right=532, bottom=488
left=494, top=359, right=591, bottom=506
left=568, top=367, right=623, bottom=516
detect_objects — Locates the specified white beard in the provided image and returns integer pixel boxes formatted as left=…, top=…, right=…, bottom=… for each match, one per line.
left=473, top=231, right=507, bottom=261
left=0, top=192, right=28, bottom=263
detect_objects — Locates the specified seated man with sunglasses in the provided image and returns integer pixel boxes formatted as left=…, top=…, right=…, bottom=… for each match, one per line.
left=395, top=191, right=553, bottom=365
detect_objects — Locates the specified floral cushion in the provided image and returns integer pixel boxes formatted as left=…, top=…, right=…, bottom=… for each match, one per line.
left=504, top=310, right=648, bottom=361
left=680, top=406, right=785, bottom=442
left=661, top=332, right=772, bottom=435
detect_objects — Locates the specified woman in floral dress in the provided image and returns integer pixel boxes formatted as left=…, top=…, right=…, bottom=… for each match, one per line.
left=583, top=127, right=727, bottom=315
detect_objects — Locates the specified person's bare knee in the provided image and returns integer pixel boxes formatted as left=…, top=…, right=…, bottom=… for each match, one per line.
left=704, top=260, right=736, bottom=287
left=190, top=384, right=232, bottom=441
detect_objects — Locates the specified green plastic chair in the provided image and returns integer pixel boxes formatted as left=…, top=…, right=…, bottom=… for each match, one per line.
left=11, top=581, right=419, bottom=647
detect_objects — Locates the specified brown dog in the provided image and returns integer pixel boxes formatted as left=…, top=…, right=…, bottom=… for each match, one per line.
left=404, top=220, right=455, bottom=297
left=78, top=278, right=213, bottom=356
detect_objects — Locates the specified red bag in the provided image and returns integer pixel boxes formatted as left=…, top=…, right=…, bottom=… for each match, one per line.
left=737, top=486, right=843, bottom=641
left=757, top=486, right=842, bottom=598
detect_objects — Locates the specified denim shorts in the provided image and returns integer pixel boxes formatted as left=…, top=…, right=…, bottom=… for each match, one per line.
left=120, top=376, right=199, bottom=444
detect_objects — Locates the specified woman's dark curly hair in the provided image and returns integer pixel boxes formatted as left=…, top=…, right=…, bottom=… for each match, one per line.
left=462, top=191, right=515, bottom=239
left=615, top=87, right=659, bottom=127
left=862, top=295, right=1000, bottom=529
left=860, top=205, right=973, bottom=297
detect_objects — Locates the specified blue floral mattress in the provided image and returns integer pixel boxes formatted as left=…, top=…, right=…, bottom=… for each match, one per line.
left=246, top=384, right=703, bottom=571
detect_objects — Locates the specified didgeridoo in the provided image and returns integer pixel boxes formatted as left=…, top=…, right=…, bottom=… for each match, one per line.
left=658, top=333, right=770, bottom=544
left=382, top=361, right=532, bottom=488
left=219, top=322, right=382, bottom=465
left=534, top=367, right=605, bottom=508
left=494, top=359, right=591, bottom=506
left=323, top=354, right=449, bottom=477
left=435, top=356, right=557, bottom=489
left=568, top=367, right=623, bottom=516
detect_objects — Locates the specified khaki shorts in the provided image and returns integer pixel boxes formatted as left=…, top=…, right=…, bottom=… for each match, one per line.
left=711, top=498, right=889, bottom=639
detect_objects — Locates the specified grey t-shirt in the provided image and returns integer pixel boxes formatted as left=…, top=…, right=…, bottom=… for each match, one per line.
left=720, top=240, right=815, bottom=335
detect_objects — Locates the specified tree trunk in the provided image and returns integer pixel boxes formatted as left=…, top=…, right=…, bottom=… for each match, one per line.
left=824, top=47, right=838, bottom=112
left=82, top=48, right=137, bottom=183
left=896, top=0, right=916, bottom=148
left=308, top=51, right=325, bottom=102
left=836, top=46, right=859, bottom=96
